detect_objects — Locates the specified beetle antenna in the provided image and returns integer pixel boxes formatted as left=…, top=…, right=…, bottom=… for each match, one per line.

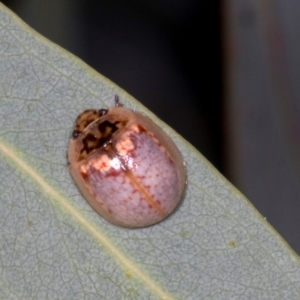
left=115, top=94, right=122, bottom=107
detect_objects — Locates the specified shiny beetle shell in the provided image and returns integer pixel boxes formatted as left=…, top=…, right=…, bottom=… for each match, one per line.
left=68, top=99, right=186, bottom=228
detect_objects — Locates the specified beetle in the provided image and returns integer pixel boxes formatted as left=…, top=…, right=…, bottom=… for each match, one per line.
left=68, top=95, right=186, bottom=228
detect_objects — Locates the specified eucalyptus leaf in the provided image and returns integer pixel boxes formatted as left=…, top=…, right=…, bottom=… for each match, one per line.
left=0, top=3, right=300, bottom=300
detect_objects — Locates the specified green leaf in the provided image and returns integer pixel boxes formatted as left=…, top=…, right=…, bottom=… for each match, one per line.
left=0, top=3, right=299, bottom=299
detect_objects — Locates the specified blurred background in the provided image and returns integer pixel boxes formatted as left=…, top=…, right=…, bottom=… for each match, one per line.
left=2, top=0, right=300, bottom=255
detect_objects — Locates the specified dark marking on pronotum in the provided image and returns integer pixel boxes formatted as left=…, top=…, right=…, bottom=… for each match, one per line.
left=80, top=121, right=121, bottom=158
left=98, top=120, right=119, bottom=135
left=74, top=109, right=102, bottom=133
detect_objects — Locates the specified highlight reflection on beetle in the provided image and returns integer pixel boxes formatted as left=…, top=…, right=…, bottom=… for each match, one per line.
left=68, top=96, right=186, bottom=228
